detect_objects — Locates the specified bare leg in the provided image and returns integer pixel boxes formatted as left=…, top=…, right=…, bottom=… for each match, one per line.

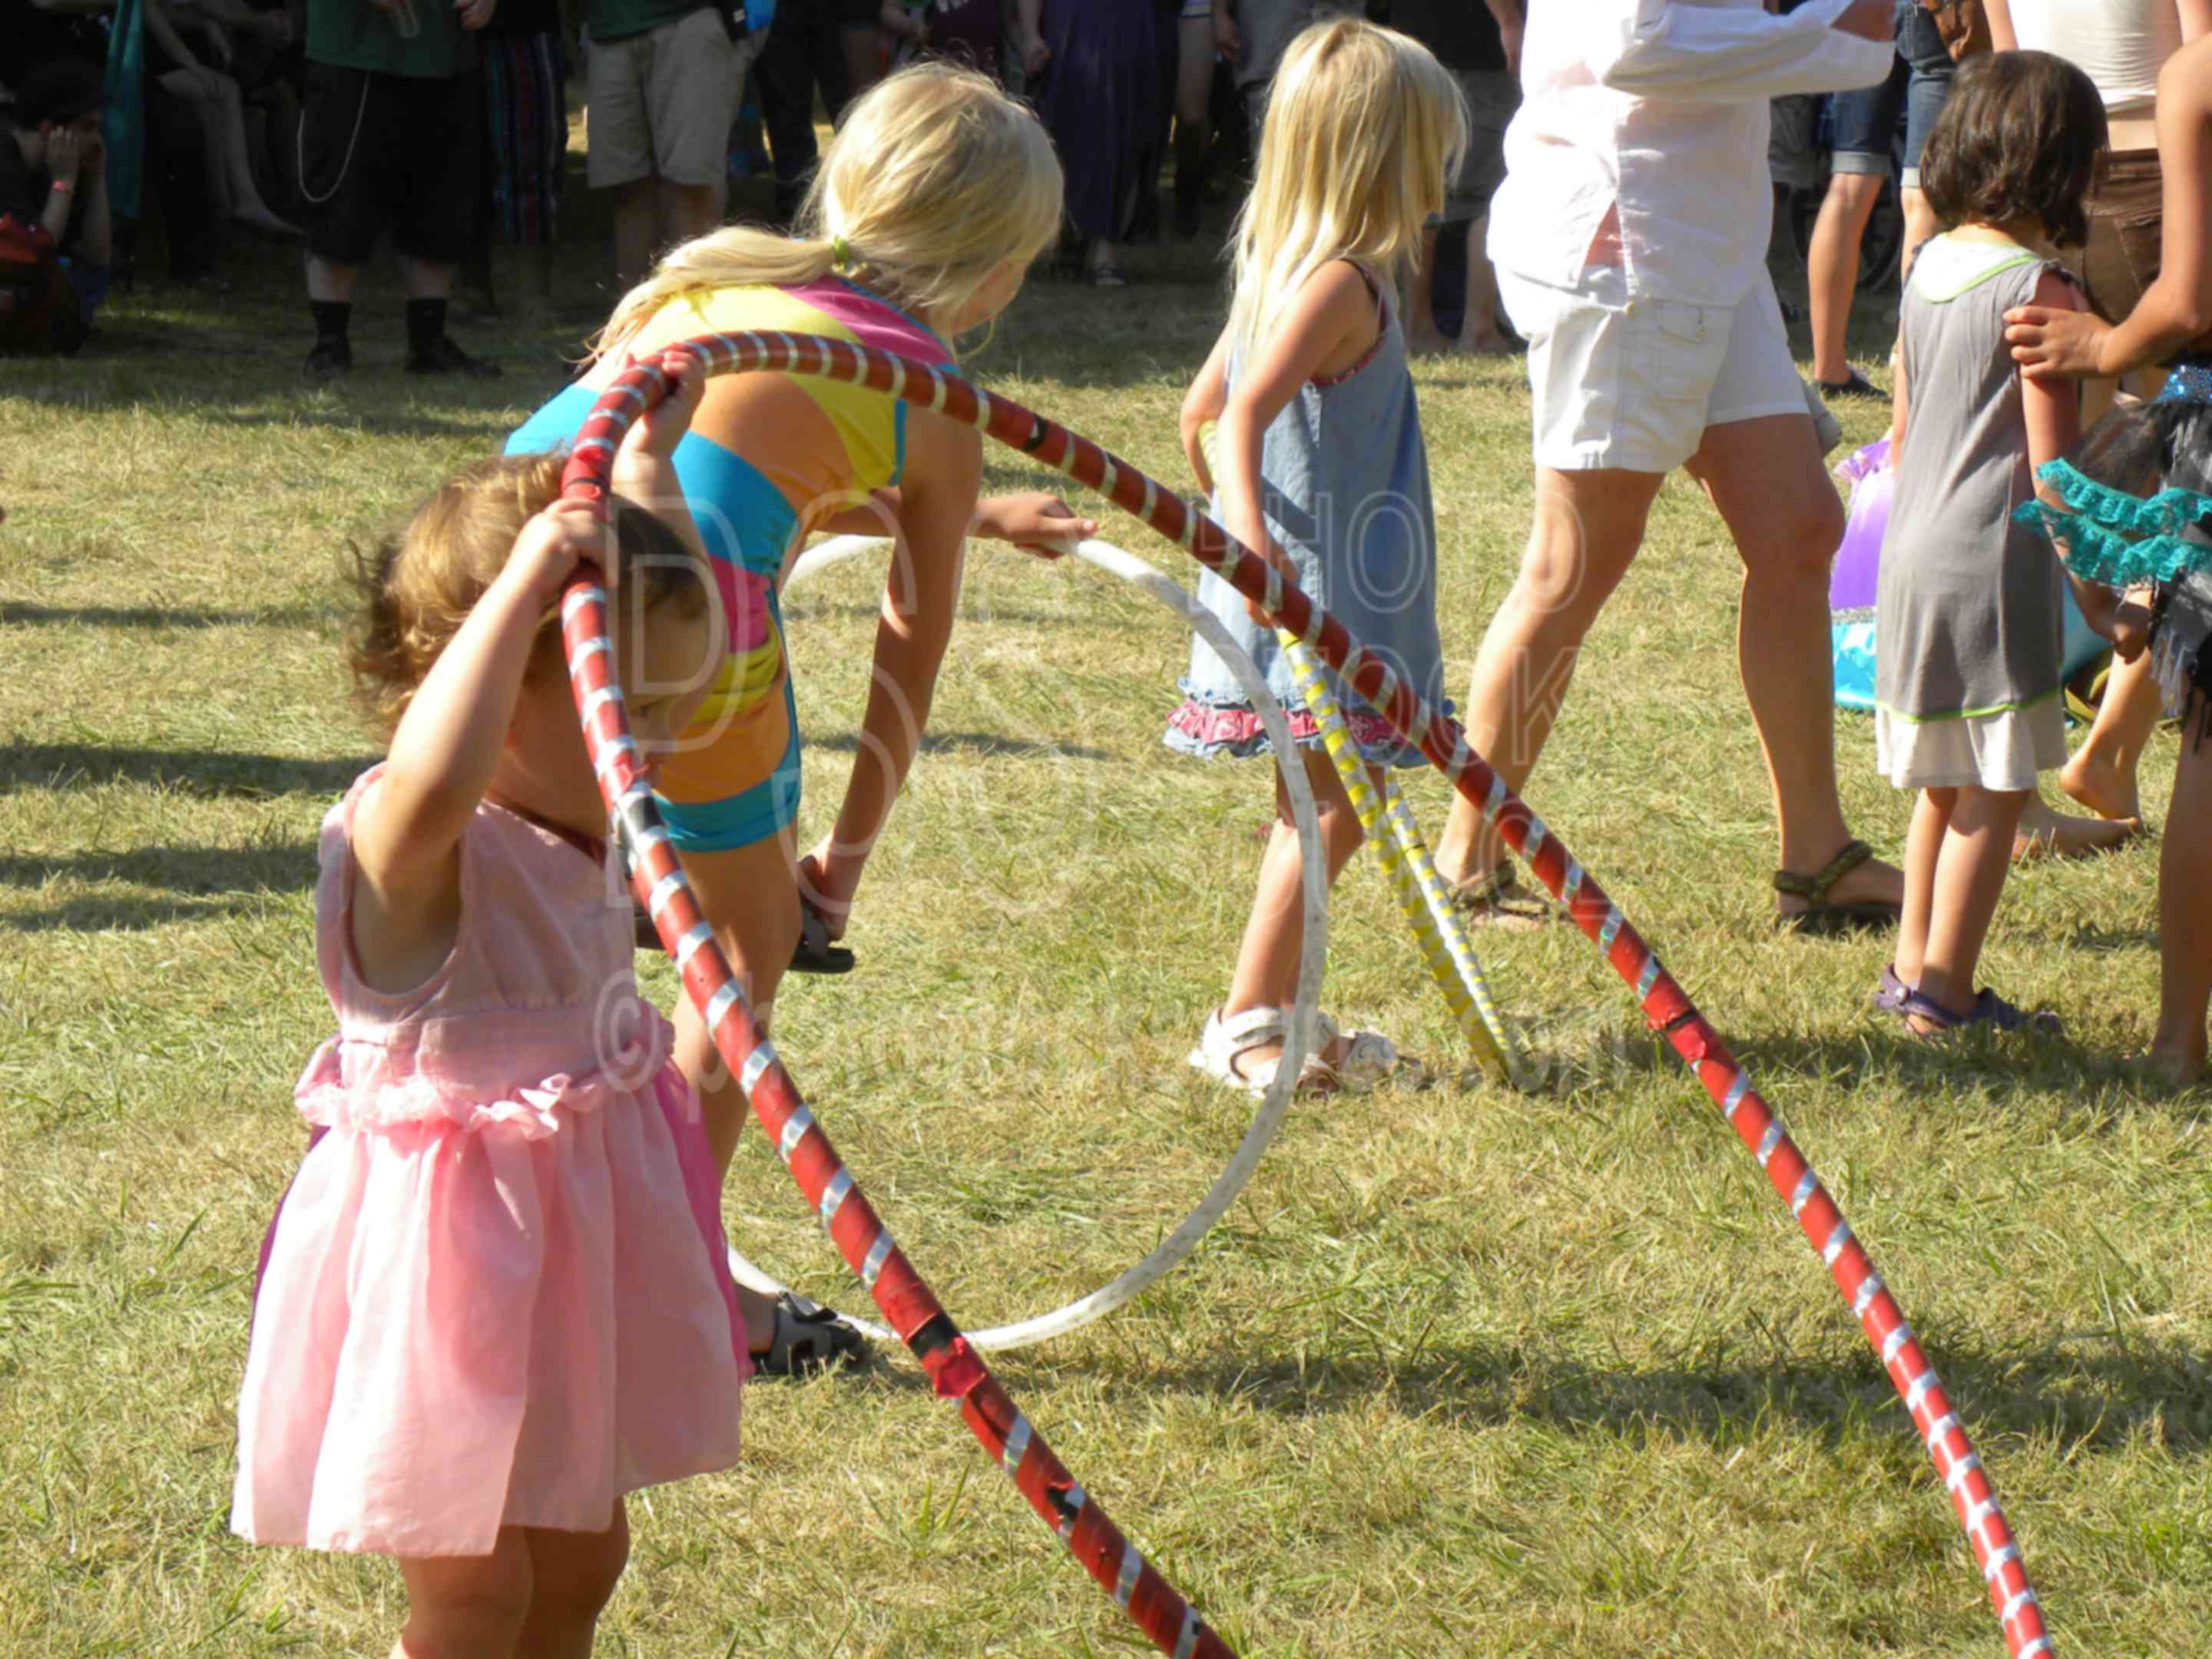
left=211, top=73, right=297, bottom=234
left=396, top=253, right=455, bottom=301
left=1220, top=747, right=1372, bottom=1074
left=1172, top=12, right=1211, bottom=236
left=2149, top=737, right=2212, bottom=1082
left=2061, top=643, right=2161, bottom=822
left=1434, top=467, right=1665, bottom=885
left=658, top=177, right=726, bottom=257
left=609, top=177, right=657, bottom=292
left=1690, top=413, right=1903, bottom=912
left=668, top=830, right=803, bottom=1356
left=395, top=1531, right=534, bottom=1659
left=160, top=70, right=235, bottom=220
left=1455, top=216, right=1512, bottom=356
left=1405, top=223, right=1453, bottom=354
left=1892, top=786, right=1952, bottom=989
left=306, top=253, right=359, bottom=304
left=515, top=1508, right=629, bottom=1659
left=1908, top=785, right=2032, bottom=1027
left=1898, top=183, right=1939, bottom=276
left=1806, top=170, right=1883, bottom=387
left=841, top=23, right=882, bottom=106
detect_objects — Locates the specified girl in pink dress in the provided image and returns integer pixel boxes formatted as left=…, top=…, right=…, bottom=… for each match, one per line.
left=232, top=357, right=748, bottom=1657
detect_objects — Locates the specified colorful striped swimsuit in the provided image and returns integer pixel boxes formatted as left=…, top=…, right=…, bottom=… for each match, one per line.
left=507, top=278, right=954, bottom=851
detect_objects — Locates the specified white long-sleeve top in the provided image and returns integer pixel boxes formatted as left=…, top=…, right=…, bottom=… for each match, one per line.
left=1489, top=0, right=1893, bottom=306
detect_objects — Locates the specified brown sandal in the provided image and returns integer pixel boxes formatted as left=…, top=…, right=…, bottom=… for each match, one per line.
left=1773, top=838, right=1901, bottom=935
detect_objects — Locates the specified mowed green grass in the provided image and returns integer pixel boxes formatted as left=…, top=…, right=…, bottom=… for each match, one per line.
left=3, top=222, right=2209, bottom=1657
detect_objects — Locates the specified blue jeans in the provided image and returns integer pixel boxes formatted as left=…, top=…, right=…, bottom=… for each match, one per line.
left=58, top=257, right=111, bottom=326
left=1829, top=0, right=1955, bottom=189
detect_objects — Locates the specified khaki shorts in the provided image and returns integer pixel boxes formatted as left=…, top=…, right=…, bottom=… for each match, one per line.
left=587, top=6, right=740, bottom=190
left=1444, top=68, right=1517, bottom=224
left=1502, top=264, right=1809, bottom=475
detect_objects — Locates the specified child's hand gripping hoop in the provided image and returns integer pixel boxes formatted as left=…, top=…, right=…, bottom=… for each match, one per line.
left=561, top=336, right=2056, bottom=1659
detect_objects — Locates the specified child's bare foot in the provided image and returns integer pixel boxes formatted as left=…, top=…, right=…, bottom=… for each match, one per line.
left=2011, top=796, right=2143, bottom=862
left=2058, top=748, right=2144, bottom=823
left=1405, top=320, right=1458, bottom=356
left=1454, top=326, right=1518, bottom=357
left=2124, top=1045, right=2205, bottom=1091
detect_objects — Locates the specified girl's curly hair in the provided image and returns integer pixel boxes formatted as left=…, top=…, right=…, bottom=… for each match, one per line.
left=346, top=452, right=710, bottom=738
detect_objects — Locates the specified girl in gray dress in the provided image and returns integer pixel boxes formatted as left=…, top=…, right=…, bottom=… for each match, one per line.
left=1169, top=17, right=1467, bottom=1095
left=1876, top=51, right=2144, bottom=1035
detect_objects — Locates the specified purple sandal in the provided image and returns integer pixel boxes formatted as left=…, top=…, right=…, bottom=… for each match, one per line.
left=1873, top=962, right=1909, bottom=1014
left=1896, top=986, right=2062, bottom=1037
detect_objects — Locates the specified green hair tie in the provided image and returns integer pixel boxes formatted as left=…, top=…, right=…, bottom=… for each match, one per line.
left=829, top=233, right=853, bottom=270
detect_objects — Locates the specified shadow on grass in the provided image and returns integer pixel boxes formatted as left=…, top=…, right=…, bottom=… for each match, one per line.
left=0, top=602, right=330, bottom=630
left=0, top=845, right=318, bottom=932
left=1518, top=1022, right=2154, bottom=1112
left=2061, top=922, right=2162, bottom=955
left=781, top=597, right=1135, bottom=631
left=1120, top=1336, right=2212, bottom=1459
left=806, top=729, right=1112, bottom=762
left=1, top=744, right=373, bottom=799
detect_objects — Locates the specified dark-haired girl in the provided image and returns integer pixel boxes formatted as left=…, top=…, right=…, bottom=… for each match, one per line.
left=1874, top=48, right=2151, bottom=1035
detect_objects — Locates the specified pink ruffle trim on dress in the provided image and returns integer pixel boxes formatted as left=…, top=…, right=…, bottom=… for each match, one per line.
left=292, top=1003, right=682, bottom=1141
left=1166, top=697, right=1410, bottom=755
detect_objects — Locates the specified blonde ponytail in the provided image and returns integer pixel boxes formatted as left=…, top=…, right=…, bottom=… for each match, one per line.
left=595, top=61, right=1063, bottom=359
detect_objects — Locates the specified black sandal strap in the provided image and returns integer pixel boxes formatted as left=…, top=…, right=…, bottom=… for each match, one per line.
left=1773, top=837, right=1873, bottom=902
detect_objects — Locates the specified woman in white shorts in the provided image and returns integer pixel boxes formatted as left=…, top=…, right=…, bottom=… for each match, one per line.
left=1432, top=0, right=1914, bottom=932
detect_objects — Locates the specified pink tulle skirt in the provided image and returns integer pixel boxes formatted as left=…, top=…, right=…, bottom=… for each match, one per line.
left=232, top=1062, right=747, bottom=1558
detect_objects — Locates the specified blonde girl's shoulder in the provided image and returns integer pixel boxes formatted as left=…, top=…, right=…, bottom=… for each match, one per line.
left=1291, top=258, right=1386, bottom=383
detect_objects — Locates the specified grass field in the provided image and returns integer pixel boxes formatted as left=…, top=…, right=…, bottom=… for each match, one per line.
left=3, top=212, right=2208, bottom=1657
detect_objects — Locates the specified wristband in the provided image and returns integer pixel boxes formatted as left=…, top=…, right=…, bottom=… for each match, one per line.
left=48, top=179, right=75, bottom=194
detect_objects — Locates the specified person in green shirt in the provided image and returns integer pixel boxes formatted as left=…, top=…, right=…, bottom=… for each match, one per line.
left=297, top=0, right=502, bottom=379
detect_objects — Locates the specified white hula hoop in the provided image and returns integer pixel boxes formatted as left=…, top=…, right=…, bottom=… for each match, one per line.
left=727, top=534, right=1326, bottom=1350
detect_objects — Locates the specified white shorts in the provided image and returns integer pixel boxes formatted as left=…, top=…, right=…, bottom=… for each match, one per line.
left=1500, top=265, right=1810, bottom=475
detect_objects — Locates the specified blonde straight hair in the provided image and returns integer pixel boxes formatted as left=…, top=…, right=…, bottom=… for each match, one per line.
left=1227, top=19, right=1469, bottom=354
left=596, top=61, right=1063, bottom=359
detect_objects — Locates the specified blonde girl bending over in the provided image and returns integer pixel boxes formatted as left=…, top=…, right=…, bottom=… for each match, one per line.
left=508, top=61, right=1091, bottom=1372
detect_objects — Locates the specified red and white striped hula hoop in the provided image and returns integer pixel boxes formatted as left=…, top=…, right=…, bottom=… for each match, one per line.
left=558, top=335, right=2054, bottom=1659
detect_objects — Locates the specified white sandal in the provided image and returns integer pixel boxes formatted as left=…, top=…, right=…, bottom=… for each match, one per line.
left=1186, top=1005, right=1399, bottom=1097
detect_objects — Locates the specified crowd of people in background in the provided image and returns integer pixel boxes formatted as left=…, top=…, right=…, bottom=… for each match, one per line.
left=3, top=0, right=1535, bottom=363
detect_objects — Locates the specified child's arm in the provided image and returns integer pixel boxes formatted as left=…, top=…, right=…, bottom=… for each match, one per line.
left=2021, top=270, right=2153, bottom=661
left=1215, top=261, right=1375, bottom=624
left=1889, top=336, right=1909, bottom=465
left=349, top=499, right=613, bottom=981
left=808, top=488, right=1098, bottom=558
left=609, top=349, right=710, bottom=568
left=795, top=411, right=984, bottom=932
left=1181, top=324, right=1233, bottom=498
